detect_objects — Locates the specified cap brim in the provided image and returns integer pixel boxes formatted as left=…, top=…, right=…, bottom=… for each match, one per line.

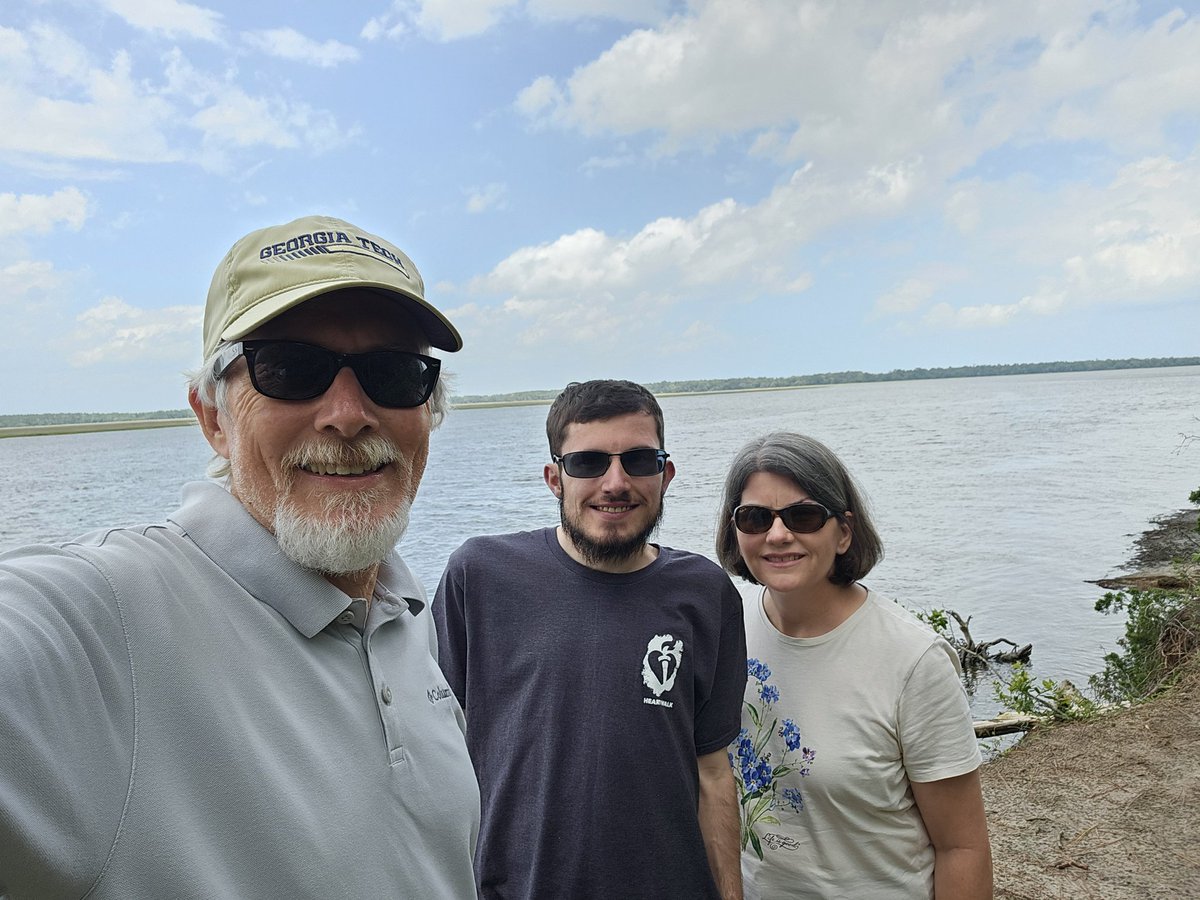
left=218, top=279, right=463, bottom=352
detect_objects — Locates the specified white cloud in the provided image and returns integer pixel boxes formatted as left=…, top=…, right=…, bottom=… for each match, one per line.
left=875, top=278, right=936, bottom=316
left=0, top=260, right=64, bottom=305
left=526, top=0, right=672, bottom=24
left=910, top=151, right=1200, bottom=329
left=0, top=27, right=177, bottom=163
left=873, top=266, right=968, bottom=317
left=165, top=50, right=357, bottom=166
left=459, top=160, right=908, bottom=354
left=191, top=90, right=324, bottom=150
left=514, top=76, right=563, bottom=119
left=69, top=297, right=202, bottom=366
left=0, top=188, right=90, bottom=238
left=363, top=0, right=521, bottom=42
left=924, top=290, right=1067, bottom=328
left=242, top=28, right=360, bottom=68
left=361, top=10, right=409, bottom=42
left=466, top=183, right=509, bottom=213
left=99, top=0, right=222, bottom=41
left=0, top=25, right=355, bottom=172
left=516, top=0, right=1200, bottom=182
left=361, top=0, right=663, bottom=42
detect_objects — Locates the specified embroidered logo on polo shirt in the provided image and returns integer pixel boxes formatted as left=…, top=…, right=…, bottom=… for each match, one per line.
left=427, top=685, right=454, bottom=704
left=642, top=633, right=683, bottom=707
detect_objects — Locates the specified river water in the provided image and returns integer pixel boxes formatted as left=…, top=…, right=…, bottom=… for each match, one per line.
left=3, top=366, right=1197, bottom=719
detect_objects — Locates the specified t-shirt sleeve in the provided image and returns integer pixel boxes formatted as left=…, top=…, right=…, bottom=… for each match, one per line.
left=432, top=548, right=469, bottom=710
left=897, top=640, right=982, bottom=782
left=694, top=578, right=747, bottom=756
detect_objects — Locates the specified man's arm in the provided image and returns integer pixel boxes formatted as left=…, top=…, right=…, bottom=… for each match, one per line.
left=911, top=768, right=994, bottom=899
left=431, top=555, right=469, bottom=711
left=697, top=748, right=743, bottom=900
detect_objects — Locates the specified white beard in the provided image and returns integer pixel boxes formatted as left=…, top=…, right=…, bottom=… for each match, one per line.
left=273, top=490, right=411, bottom=577
left=231, top=434, right=416, bottom=579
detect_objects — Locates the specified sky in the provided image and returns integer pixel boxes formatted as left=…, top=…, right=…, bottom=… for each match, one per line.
left=2, top=0, right=1199, bottom=414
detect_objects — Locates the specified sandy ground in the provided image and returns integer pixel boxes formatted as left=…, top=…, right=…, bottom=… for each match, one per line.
left=982, top=508, right=1200, bottom=899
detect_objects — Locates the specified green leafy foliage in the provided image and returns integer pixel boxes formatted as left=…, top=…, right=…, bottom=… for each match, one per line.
left=1089, top=565, right=1199, bottom=704
left=993, top=663, right=1097, bottom=720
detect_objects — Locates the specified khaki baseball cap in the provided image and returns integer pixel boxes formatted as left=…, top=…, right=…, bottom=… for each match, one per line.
left=203, top=215, right=463, bottom=358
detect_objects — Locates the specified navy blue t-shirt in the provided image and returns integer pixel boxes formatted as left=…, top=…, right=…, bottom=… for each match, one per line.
left=435, top=528, right=746, bottom=900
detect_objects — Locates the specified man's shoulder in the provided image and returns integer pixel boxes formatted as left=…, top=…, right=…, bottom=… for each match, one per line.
left=2, top=523, right=171, bottom=572
left=451, top=528, right=550, bottom=560
left=656, top=544, right=735, bottom=581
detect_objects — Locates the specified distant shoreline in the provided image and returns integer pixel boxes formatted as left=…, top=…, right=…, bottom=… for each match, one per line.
left=2, top=358, right=1197, bottom=439
left=0, top=384, right=821, bottom=439
left=0, top=418, right=198, bottom=439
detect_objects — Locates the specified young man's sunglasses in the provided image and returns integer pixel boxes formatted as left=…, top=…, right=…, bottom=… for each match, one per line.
left=213, top=340, right=440, bottom=409
left=732, top=501, right=839, bottom=535
left=552, top=448, right=670, bottom=479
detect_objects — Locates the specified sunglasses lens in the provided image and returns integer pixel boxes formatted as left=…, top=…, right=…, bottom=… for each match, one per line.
left=780, top=504, right=829, bottom=533
left=559, top=449, right=666, bottom=478
left=560, top=452, right=608, bottom=478
left=733, top=506, right=775, bottom=534
left=245, top=343, right=437, bottom=408
left=734, top=503, right=831, bottom=534
left=357, top=351, right=436, bottom=408
left=620, top=449, right=665, bottom=477
left=251, top=343, right=335, bottom=400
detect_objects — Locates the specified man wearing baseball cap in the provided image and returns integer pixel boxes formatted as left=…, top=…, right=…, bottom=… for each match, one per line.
left=0, top=216, right=479, bottom=899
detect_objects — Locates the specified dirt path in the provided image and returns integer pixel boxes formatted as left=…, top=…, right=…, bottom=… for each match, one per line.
left=981, top=509, right=1200, bottom=899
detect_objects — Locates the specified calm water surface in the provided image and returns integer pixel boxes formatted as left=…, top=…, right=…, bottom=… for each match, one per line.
left=3, top=367, right=1197, bottom=719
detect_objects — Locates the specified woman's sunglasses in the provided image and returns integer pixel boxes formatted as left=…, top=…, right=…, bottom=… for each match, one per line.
left=732, top=501, right=838, bottom=535
left=552, top=448, right=670, bottom=479
left=214, top=340, right=440, bottom=409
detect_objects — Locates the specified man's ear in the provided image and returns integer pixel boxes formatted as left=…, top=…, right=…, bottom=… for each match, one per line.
left=189, top=387, right=230, bottom=459
left=660, top=458, right=676, bottom=495
left=544, top=462, right=563, bottom=498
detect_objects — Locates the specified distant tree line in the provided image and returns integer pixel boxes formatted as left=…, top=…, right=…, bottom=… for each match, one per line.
left=0, top=409, right=193, bottom=428
left=452, top=356, right=1200, bottom=405
left=3, top=357, right=1197, bottom=426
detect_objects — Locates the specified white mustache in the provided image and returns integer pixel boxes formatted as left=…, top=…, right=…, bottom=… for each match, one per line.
left=283, top=435, right=400, bottom=475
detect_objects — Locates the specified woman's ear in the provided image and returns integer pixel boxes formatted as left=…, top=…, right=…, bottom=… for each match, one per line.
left=836, top=510, right=854, bottom=554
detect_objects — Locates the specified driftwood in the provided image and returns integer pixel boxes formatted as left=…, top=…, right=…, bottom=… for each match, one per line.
left=947, top=610, right=1032, bottom=667
left=972, top=713, right=1042, bottom=738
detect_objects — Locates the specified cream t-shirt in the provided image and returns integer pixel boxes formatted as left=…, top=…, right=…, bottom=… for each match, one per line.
left=740, top=589, right=981, bottom=899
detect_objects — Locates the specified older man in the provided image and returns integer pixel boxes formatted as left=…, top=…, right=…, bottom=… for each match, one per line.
left=0, top=216, right=479, bottom=899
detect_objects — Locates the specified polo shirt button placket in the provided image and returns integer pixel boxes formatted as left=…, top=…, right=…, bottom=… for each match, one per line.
left=380, top=685, right=393, bottom=705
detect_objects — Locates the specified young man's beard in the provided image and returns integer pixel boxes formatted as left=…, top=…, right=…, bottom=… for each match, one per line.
left=558, top=493, right=666, bottom=569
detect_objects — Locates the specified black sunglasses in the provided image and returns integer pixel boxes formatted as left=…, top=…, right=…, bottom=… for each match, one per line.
left=732, top=501, right=838, bottom=535
left=552, top=448, right=670, bottom=479
left=214, top=340, right=440, bottom=409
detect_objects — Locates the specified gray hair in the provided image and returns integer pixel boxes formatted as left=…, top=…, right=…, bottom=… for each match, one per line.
left=187, top=345, right=451, bottom=481
left=715, top=432, right=883, bottom=587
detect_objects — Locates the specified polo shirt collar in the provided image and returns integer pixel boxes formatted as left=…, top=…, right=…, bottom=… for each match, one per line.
left=168, top=481, right=426, bottom=638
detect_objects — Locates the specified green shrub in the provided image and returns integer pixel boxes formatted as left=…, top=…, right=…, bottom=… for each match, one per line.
left=993, top=663, right=1097, bottom=721
left=1089, top=568, right=1199, bottom=704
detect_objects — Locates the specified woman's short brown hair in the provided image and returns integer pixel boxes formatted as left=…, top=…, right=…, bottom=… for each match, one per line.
left=715, top=432, right=883, bottom=587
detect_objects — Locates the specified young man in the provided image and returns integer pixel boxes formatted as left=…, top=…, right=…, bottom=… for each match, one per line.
left=435, top=379, right=746, bottom=899
left=0, top=215, right=479, bottom=898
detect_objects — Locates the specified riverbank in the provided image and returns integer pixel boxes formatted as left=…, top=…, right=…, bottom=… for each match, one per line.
left=0, top=418, right=195, bottom=439
left=982, top=507, right=1200, bottom=898
left=0, top=384, right=826, bottom=437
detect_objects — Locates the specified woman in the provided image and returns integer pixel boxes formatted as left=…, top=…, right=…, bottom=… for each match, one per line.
left=716, top=432, right=992, bottom=899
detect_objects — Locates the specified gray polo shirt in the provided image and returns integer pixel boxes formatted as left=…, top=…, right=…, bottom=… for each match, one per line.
left=0, top=481, right=479, bottom=900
